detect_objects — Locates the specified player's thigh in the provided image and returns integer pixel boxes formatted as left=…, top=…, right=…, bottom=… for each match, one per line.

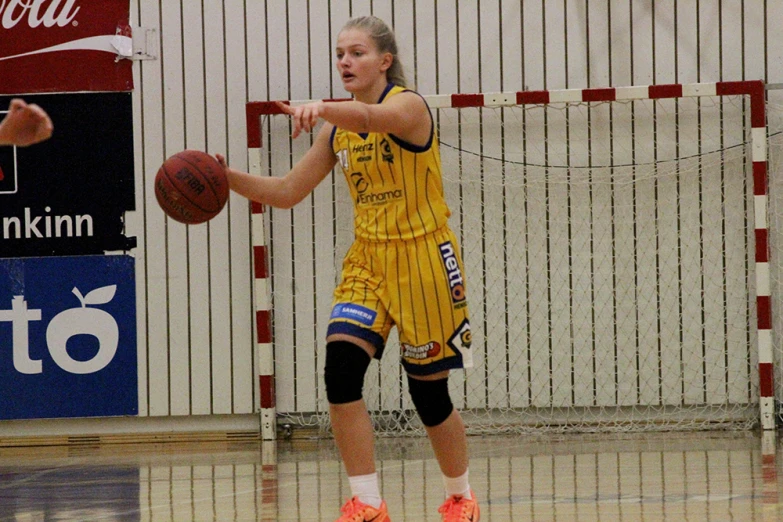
left=326, top=242, right=394, bottom=358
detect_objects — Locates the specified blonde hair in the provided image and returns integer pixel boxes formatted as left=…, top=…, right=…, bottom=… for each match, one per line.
left=342, top=16, right=408, bottom=88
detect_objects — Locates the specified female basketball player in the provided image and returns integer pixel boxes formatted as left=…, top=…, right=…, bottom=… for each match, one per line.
left=218, top=16, right=480, bottom=522
left=0, top=98, right=53, bottom=147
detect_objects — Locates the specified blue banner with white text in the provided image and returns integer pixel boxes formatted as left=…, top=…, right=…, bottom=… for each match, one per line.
left=0, top=255, right=137, bottom=419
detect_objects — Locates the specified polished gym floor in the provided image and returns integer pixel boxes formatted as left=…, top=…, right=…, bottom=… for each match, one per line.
left=0, top=430, right=778, bottom=521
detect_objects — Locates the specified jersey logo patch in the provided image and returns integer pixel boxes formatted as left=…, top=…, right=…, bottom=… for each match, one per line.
left=447, top=319, right=473, bottom=367
left=380, top=138, right=394, bottom=163
left=351, top=171, right=369, bottom=193
left=356, top=188, right=403, bottom=206
left=330, top=303, right=377, bottom=327
left=337, top=148, right=349, bottom=170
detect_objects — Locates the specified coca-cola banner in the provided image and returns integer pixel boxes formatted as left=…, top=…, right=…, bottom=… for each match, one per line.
left=0, top=0, right=132, bottom=94
left=0, top=93, right=136, bottom=256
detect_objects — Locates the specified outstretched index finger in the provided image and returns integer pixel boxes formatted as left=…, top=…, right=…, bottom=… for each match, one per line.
left=274, top=100, right=294, bottom=115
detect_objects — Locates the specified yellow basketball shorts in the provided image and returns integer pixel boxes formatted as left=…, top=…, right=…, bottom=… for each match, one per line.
left=326, top=226, right=473, bottom=376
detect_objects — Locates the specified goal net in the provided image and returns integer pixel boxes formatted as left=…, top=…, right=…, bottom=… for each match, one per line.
left=248, top=83, right=778, bottom=436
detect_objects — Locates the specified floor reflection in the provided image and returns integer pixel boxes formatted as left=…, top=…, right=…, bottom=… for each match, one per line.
left=0, top=431, right=778, bottom=521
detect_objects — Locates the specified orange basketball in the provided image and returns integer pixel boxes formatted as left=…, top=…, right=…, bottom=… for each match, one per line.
left=155, top=150, right=228, bottom=224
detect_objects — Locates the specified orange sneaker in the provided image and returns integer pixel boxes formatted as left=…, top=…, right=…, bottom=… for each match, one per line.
left=438, top=491, right=480, bottom=521
left=334, top=497, right=391, bottom=522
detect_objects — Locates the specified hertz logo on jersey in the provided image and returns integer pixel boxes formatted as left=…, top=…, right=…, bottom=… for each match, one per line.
left=352, top=143, right=374, bottom=153
left=438, top=241, right=466, bottom=308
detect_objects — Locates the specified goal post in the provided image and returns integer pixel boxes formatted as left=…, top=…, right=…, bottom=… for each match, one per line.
left=247, top=81, right=774, bottom=440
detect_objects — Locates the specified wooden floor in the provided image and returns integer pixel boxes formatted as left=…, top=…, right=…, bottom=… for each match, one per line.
left=0, top=430, right=779, bottom=521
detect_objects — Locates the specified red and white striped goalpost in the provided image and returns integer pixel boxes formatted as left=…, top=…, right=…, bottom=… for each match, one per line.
left=245, top=137, right=275, bottom=440
left=247, top=80, right=774, bottom=440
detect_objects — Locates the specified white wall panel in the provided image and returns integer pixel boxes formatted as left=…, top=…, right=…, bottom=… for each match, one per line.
left=676, top=1, right=698, bottom=84
left=413, top=1, right=437, bottom=93
left=123, top=0, right=783, bottom=430
left=137, top=0, right=169, bottom=418
left=586, top=1, right=610, bottom=88
left=289, top=0, right=319, bottom=413
left=609, top=1, right=633, bottom=87
left=224, top=0, right=254, bottom=416
left=129, top=0, right=147, bottom=418
left=698, top=1, right=721, bottom=81
left=653, top=1, right=676, bottom=85
left=163, top=0, right=191, bottom=417
left=479, top=0, right=507, bottom=412
left=204, top=0, right=233, bottom=415
left=133, top=0, right=255, bottom=420
left=266, top=0, right=295, bottom=415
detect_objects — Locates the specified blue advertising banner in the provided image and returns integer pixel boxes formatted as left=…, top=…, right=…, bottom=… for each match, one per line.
left=0, top=255, right=137, bottom=419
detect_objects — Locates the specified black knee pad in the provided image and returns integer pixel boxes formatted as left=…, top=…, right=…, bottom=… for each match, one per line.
left=407, top=375, right=454, bottom=427
left=324, top=341, right=372, bottom=404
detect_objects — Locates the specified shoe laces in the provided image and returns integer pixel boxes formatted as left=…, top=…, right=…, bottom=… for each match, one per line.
left=438, top=495, right=473, bottom=520
left=340, top=497, right=370, bottom=521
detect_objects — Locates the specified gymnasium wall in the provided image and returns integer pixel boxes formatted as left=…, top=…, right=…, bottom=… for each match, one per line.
left=122, top=1, right=783, bottom=429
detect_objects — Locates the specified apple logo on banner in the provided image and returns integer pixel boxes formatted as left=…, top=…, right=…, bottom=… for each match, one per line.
left=0, top=285, right=121, bottom=375
left=46, top=286, right=119, bottom=374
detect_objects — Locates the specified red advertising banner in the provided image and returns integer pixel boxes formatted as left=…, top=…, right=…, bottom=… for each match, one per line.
left=0, top=0, right=132, bottom=93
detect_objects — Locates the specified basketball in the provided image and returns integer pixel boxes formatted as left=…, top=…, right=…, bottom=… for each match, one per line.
left=154, top=150, right=229, bottom=224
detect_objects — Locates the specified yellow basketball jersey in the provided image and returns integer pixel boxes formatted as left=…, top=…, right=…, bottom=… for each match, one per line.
left=327, top=84, right=474, bottom=374
left=331, top=84, right=451, bottom=241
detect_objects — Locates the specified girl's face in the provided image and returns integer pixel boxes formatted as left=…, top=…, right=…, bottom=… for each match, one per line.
left=335, top=28, right=391, bottom=96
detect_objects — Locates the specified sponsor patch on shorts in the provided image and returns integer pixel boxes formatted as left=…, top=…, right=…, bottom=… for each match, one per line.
left=438, top=241, right=466, bottom=306
left=401, top=341, right=442, bottom=360
left=447, top=319, right=474, bottom=368
left=330, top=303, right=377, bottom=327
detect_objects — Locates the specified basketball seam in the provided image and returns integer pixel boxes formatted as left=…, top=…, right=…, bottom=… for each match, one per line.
left=174, top=152, right=227, bottom=211
left=160, top=161, right=222, bottom=214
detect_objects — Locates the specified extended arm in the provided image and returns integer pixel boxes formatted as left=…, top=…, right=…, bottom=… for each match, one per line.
left=277, top=92, right=431, bottom=146
left=218, top=122, right=338, bottom=209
